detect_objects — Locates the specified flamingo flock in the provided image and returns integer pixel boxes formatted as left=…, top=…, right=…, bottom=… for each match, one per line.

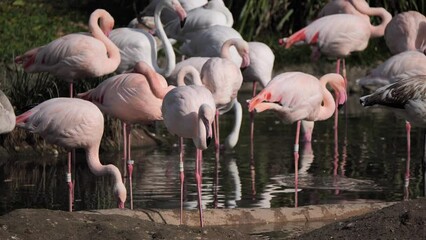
left=2, top=0, right=426, bottom=228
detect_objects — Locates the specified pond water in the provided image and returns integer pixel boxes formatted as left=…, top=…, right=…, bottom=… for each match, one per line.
left=0, top=87, right=424, bottom=224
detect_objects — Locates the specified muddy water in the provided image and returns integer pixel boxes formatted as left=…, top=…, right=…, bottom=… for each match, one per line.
left=0, top=85, right=423, bottom=222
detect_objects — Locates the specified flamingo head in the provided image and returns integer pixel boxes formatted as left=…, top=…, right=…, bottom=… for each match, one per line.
left=197, top=104, right=215, bottom=150
left=114, top=181, right=127, bottom=209
left=99, top=15, right=114, bottom=37
left=170, top=0, right=187, bottom=27
left=247, top=90, right=272, bottom=112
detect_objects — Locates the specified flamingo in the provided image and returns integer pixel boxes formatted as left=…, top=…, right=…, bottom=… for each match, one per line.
left=161, top=65, right=216, bottom=227
left=109, top=0, right=187, bottom=75
left=164, top=0, right=233, bottom=41
left=360, top=75, right=426, bottom=196
left=247, top=72, right=347, bottom=207
left=384, top=11, right=426, bottom=55
left=167, top=38, right=250, bottom=150
left=77, top=61, right=174, bottom=209
left=14, top=9, right=120, bottom=98
left=14, top=9, right=121, bottom=211
left=357, top=51, right=426, bottom=90
left=0, top=90, right=15, bottom=134
left=318, top=0, right=370, bottom=22
left=15, top=98, right=127, bottom=210
left=199, top=38, right=249, bottom=154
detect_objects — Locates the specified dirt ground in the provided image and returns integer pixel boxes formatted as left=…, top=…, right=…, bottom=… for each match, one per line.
left=0, top=198, right=425, bottom=240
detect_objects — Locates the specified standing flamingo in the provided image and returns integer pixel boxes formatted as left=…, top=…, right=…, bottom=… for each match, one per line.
left=199, top=38, right=249, bottom=154
left=248, top=72, right=347, bottom=207
left=162, top=65, right=216, bottom=227
left=109, top=0, right=187, bottom=75
left=15, top=98, right=127, bottom=210
left=384, top=11, right=426, bottom=55
left=14, top=9, right=120, bottom=211
left=14, top=9, right=120, bottom=98
left=360, top=75, right=426, bottom=196
left=77, top=61, right=174, bottom=209
left=0, top=90, right=15, bottom=134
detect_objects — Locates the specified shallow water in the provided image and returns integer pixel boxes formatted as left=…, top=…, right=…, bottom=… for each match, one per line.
left=0, top=89, right=424, bottom=218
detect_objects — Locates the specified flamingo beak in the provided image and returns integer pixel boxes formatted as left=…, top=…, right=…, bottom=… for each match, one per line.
left=180, top=17, right=187, bottom=28
left=118, top=201, right=125, bottom=209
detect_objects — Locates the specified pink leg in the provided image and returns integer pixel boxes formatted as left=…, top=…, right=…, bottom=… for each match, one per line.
left=67, top=152, right=73, bottom=212
left=126, top=124, right=134, bottom=210
left=250, top=81, right=258, bottom=160
left=122, top=122, right=127, bottom=183
left=213, top=111, right=219, bottom=154
left=195, top=149, right=204, bottom=227
left=179, top=137, right=185, bottom=224
left=294, top=121, right=301, bottom=208
left=404, top=121, right=411, bottom=200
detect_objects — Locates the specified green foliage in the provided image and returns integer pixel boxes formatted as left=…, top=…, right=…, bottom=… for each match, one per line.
left=0, top=0, right=86, bottom=62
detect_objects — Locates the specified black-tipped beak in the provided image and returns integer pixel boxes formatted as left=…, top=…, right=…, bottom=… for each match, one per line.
left=337, top=103, right=345, bottom=110
left=206, top=136, right=212, bottom=147
left=180, top=18, right=187, bottom=28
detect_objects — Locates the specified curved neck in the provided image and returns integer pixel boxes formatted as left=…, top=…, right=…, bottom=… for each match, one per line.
left=134, top=63, right=173, bottom=99
left=316, top=74, right=344, bottom=121
left=153, top=2, right=176, bottom=77
left=350, top=0, right=392, bottom=38
left=89, top=10, right=121, bottom=73
left=220, top=39, right=238, bottom=60
left=194, top=104, right=212, bottom=150
left=85, top=145, right=122, bottom=184
left=177, top=66, right=203, bottom=86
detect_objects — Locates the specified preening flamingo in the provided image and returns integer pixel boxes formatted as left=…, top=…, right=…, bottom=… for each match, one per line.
left=384, top=11, right=426, bottom=55
left=77, top=61, right=173, bottom=209
left=15, top=98, right=127, bottom=210
left=161, top=65, right=216, bottom=227
left=357, top=51, right=426, bottom=90
left=14, top=9, right=120, bottom=98
left=248, top=72, right=347, bottom=206
left=110, top=0, right=187, bottom=75
left=360, top=75, right=426, bottom=196
left=164, top=0, right=233, bottom=41
left=0, top=90, right=15, bottom=134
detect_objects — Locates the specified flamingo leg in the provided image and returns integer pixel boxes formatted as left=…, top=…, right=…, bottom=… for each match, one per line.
left=67, top=151, right=73, bottom=212
left=195, top=149, right=204, bottom=227
left=126, top=124, right=134, bottom=210
left=294, top=121, right=301, bottom=208
left=404, top=121, right=411, bottom=200
left=250, top=81, right=258, bottom=161
left=179, top=137, right=185, bottom=224
left=213, top=110, right=220, bottom=154
left=423, top=130, right=426, bottom=197
left=122, top=122, right=128, bottom=183
left=68, top=82, right=75, bottom=212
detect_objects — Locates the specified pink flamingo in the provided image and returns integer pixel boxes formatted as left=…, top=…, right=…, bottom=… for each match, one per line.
left=0, top=90, right=15, bottom=134
left=199, top=38, right=249, bottom=153
left=14, top=9, right=120, bottom=98
left=248, top=72, right=347, bottom=207
left=15, top=98, right=127, bottom=210
left=357, top=50, right=426, bottom=90
left=77, top=61, right=174, bottom=210
left=360, top=75, right=426, bottom=196
left=110, top=0, right=187, bottom=75
left=14, top=9, right=121, bottom=211
left=384, top=11, right=426, bottom=55
left=162, top=65, right=216, bottom=227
